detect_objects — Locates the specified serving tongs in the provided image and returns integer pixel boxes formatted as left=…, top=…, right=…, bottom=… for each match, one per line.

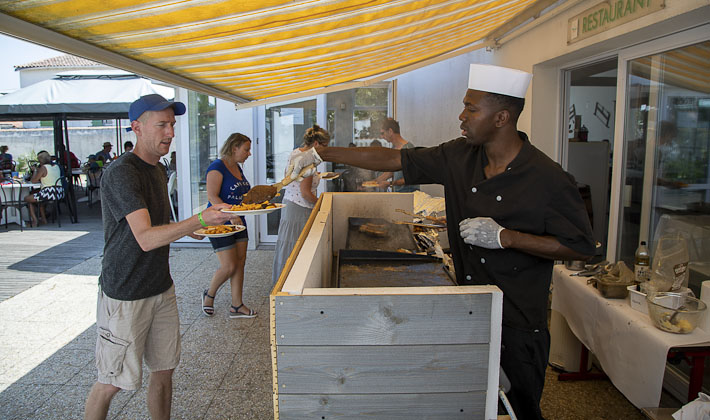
left=393, top=220, right=447, bottom=229
left=394, top=208, right=446, bottom=227
left=570, top=260, right=611, bottom=277
left=242, top=164, right=315, bottom=204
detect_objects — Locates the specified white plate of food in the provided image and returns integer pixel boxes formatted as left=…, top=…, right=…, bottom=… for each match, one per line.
left=194, top=225, right=246, bottom=238
left=220, top=203, right=285, bottom=216
left=319, top=171, right=340, bottom=180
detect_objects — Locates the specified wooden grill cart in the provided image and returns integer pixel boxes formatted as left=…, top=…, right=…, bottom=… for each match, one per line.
left=270, top=192, right=503, bottom=420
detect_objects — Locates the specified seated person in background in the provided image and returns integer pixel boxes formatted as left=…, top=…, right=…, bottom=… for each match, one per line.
left=168, top=151, right=176, bottom=173
left=123, top=141, right=134, bottom=154
left=95, top=142, right=113, bottom=162
left=85, top=155, right=101, bottom=173
left=24, top=150, right=64, bottom=227
left=0, top=145, right=13, bottom=170
left=69, top=151, right=80, bottom=169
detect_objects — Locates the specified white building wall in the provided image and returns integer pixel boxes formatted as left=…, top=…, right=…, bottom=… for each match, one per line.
left=394, top=0, right=710, bottom=165
left=569, top=85, right=616, bottom=144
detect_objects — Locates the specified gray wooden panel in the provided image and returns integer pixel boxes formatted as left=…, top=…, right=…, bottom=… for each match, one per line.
left=275, top=294, right=491, bottom=345
left=277, top=344, right=488, bottom=394
left=278, top=392, right=487, bottom=420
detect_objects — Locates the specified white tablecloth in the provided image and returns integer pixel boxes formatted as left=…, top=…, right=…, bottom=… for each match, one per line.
left=0, top=182, right=41, bottom=225
left=551, top=265, right=710, bottom=409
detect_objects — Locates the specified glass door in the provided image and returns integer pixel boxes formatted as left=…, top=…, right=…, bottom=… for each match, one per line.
left=187, top=91, right=217, bottom=217
left=257, top=98, right=318, bottom=243
left=617, top=38, right=710, bottom=292
left=562, top=58, right=618, bottom=259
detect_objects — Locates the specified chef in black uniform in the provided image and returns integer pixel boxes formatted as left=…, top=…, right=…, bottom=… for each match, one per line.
left=286, top=63, right=595, bottom=419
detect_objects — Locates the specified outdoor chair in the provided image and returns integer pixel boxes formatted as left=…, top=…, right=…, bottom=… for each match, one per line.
left=45, top=176, right=69, bottom=227
left=0, top=159, right=16, bottom=172
left=0, top=179, right=30, bottom=232
left=72, top=159, right=83, bottom=193
left=87, top=169, right=102, bottom=207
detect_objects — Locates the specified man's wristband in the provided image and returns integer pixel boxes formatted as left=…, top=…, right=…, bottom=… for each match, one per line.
left=198, top=211, right=208, bottom=227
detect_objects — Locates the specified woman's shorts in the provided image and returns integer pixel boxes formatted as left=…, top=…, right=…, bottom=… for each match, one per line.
left=208, top=227, right=248, bottom=252
left=34, top=186, right=64, bottom=201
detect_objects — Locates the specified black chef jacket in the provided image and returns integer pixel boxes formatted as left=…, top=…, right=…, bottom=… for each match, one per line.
left=401, top=132, right=595, bottom=331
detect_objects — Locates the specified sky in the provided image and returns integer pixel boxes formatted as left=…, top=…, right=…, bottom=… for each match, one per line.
left=0, top=33, right=63, bottom=92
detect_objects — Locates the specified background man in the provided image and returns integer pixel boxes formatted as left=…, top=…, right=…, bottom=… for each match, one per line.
left=95, top=141, right=113, bottom=162
left=84, top=94, right=233, bottom=420
left=123, top=140, right=134, bottom=154
left=286, top=64, right=595, bottom=419
left=373, top=118, right=419, bottom=192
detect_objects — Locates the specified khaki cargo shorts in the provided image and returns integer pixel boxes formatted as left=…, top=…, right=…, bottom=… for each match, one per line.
left=95, top=285, right=181, bottom=390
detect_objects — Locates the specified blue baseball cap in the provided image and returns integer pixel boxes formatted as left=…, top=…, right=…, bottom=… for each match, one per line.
left=126, top=94, right=186, bottom=131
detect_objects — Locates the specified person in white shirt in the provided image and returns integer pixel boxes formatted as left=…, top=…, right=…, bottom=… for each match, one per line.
left=271, top=125, right=330, bottom=285
left=24, top=150, right=63, bottom=227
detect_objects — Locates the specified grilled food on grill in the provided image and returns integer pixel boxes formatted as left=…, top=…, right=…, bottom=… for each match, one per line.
left=359, top=223, right=387, bottom=237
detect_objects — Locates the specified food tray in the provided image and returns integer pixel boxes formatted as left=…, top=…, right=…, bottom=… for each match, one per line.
left=336, top=249, right=456, bottom=288
left=220, top=203, right=285, bottom=215
left=345, top=217, right=417, bottom=252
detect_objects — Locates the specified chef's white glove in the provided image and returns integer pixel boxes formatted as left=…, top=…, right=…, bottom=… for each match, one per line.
left=459, top=217, right=505, bottom=249
left=286, top=147, right=322, bottom=181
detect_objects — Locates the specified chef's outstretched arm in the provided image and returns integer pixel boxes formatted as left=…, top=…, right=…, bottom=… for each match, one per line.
left=287, top=145, right=402, bottom=180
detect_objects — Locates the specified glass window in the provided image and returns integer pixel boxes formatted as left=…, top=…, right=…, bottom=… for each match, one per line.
left=619, top=40, right=710, bottom=292
left=322, top=84, right=390, bottom=194
left=263, top=99, right=318, bottom=236
left=188, top=91, right=217, bottom=216
left=353, top=87, right=389, bottom=146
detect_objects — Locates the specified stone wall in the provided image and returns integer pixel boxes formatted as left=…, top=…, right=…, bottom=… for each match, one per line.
left=0, top=126, right=137, bottom=168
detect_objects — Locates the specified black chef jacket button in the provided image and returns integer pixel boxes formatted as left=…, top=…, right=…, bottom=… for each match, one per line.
left=513, top=266, right=518, bottom=271
left=469, top=245, right=474, bottom=250
left=480, top=257, right=486, bottom=264
left=465, top=275, right=471, bottom=281
left=471, top=187, right=477, bottom=193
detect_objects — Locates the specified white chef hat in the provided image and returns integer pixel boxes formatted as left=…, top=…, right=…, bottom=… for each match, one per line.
left=468, top=64, right=532, bottom=98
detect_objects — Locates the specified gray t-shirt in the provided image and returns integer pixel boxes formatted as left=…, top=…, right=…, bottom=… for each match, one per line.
left=99, top=152, right=172, bottom=301
left=394, top=142, right=418, bottom=192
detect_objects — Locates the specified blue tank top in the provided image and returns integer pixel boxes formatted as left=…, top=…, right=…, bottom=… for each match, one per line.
left=206, top=159, right=250, bottom=224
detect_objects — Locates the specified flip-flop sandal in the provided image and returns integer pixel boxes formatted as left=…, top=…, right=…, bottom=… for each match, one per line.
left=230, top=304, right=256, bottom=319
left=201, top=289, right=215, bottom=317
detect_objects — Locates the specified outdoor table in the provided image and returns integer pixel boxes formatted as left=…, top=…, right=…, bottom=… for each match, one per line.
left=551, top=265, right=710, bottom=409
left=0, top=181, right=41, bottom=226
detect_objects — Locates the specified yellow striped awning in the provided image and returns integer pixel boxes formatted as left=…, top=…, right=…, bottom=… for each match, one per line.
left=0, top=0, right=558, bottom=106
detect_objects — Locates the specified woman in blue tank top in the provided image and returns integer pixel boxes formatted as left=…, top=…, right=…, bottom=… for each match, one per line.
left=201, top=133, right=256, bottom=319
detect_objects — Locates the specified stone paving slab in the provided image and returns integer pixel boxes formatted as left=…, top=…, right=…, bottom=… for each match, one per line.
left=0, top=232, right=655, bottom=420
left=0, top=247, right=276, bottom=420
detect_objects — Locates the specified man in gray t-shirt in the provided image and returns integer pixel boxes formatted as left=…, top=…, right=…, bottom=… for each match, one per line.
left=84, top=94, right=233, bottom=420
left=373, top=118, right=419, bottom=192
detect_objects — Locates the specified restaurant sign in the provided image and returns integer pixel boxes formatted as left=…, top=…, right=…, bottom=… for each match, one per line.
left=568, top=0, right=665, bottom=44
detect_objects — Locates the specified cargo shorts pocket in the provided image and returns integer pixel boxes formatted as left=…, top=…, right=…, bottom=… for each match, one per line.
left=96, top=327, right=130, bottom=377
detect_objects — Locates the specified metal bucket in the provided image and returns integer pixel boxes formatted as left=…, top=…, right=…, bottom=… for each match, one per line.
left=564, top=260, right=586, bottom=271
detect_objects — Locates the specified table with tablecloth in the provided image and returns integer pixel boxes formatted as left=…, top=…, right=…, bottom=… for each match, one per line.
left=551, top=265, right=710, bottom=408
left=0, top=181, right=41, bottom=226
